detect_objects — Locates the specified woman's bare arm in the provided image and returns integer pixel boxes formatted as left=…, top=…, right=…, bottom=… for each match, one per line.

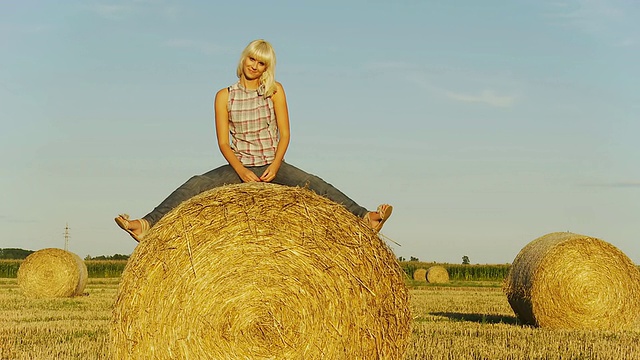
left=260, top=82, right=290, bottom=181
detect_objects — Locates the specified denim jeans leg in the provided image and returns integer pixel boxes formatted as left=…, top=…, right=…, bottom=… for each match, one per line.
left=142, top=164, right=242, bottom=227
left=272, top=162, right=368, bottom=218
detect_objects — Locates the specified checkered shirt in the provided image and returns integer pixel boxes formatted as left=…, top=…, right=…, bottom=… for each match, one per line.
left=227, top=82, right=278, bottom=166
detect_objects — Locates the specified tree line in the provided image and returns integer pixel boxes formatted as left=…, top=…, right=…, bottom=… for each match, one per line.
left=0, top=248, right=129, bottom=260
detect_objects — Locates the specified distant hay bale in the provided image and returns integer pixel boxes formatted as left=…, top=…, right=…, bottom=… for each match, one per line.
left=426, top=266, right=449, bottom=284
left=17, top=248, right=88, bottom=298
left=112, top=182, right=411, bottom=359
left=504, top=232, right=640, bottom=330
left=413, top=268, right=427, bottom=281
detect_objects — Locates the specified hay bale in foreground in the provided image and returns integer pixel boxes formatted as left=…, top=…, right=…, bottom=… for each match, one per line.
left=17, top=248, right=88, bottom=298
left=112, top=183, right=411, bottom=359
left=504, top=232, right=640, bottom=330
left=413, top=268, right=427, bottom=281
left=426, top=266, right=449, bottom=284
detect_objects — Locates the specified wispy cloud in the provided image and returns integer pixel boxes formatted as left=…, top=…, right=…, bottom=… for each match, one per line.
left=364, top=61, right=410, bottom=72
left=161, top=5, right=181, bottom=20
left=366, top=61, right=519, bottom=108
left=0, top=23, right=50, bottom=35
left=89, top=1, right=181, bottom=21
left=410, top=77, right=518, bottom=108
left=0, top=214, right=37, bottom=224
left=545, top=0, right=638, bottom=48
left=163, top=39, right=225, bottom=55
left=91, top=4, right=133, bottom=20
left=613, top=38, right=636, bottom=48
left=581, top=181, right=640, bottom=188
left=443, top=89, right=517, bottom=108
left=0, top=23, right=52, bottom=53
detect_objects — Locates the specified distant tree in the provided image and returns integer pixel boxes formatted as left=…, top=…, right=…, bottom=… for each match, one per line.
left=84, top=254, right=130, bottom=261
left=398, top=256, right=406, bottom=262
left=0, top=248, right=34, bottom=259
left=462, top=255, right=470, bottom=265
left=409, top=256, right=419, bottom=262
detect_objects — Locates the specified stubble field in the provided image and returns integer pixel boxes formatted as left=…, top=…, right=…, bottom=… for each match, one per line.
left=1, top=278, right=639, bottom=359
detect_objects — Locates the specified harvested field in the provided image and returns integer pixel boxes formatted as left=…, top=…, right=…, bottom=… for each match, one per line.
left=2, top=278, right=640, bottom=359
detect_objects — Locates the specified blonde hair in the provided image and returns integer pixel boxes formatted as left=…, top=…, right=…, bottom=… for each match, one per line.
left=236, top=39, right=277, bottom=98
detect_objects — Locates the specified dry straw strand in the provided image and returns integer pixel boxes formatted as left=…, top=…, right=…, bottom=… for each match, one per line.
left=504, top=231, right=640, bottom=330
left=17, top=248, right=88, bottom=298
left=426, top=266, right=449, bottom=284
left=112, top=182, right=411, bottom=360
left=413, top=268, right=427, bottom=282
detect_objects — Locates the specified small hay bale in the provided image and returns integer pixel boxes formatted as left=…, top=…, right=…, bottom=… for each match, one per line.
left=413, top=268, right=427, bottom=281
left=504, top=232, right=640, bottom=330
left=426, top=266, right=449, bottom=284
left=112, top=182, right=411, bottom=359
left=17, top=248, right=88, bottom=298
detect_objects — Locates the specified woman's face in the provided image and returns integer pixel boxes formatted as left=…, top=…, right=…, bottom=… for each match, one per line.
left=242, top=55, right=267, bottom=80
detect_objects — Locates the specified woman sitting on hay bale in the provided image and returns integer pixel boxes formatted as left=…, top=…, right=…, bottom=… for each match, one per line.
left=115, top=39, right=392, bottom=242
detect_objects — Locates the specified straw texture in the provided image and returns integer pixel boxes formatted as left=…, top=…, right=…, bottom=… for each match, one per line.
left=504, top=232, right=640, bottom=330
left=112, top=182, right=411, bottom=359
left=426, top=266, right=449, bottom=284
left=17, top=248, right=88, bottom=298
left=413, top=268, right=427, bottom=281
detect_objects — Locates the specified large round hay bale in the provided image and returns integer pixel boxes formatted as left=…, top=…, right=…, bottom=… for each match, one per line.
left=426, top=266, right=449, bottom=284
left=17, top=248, right=88, bottom=298
left=504, top=232, right=640, bottom=330
left=112, top=182, right=411, bottom=359
left=413, top=268, right=427, bottom=281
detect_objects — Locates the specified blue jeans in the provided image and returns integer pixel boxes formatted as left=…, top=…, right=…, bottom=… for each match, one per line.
left=142, top=162, right=368, bottom=227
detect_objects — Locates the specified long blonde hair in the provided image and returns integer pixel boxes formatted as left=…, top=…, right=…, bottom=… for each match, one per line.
left=236, top=39, right=277, bottom=98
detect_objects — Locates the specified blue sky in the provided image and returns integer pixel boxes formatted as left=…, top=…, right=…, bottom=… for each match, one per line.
left=1, top=0, right=638, bottom=264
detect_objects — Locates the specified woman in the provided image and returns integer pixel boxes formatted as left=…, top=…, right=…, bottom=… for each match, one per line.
left=115, top=39, right=392, bottom=241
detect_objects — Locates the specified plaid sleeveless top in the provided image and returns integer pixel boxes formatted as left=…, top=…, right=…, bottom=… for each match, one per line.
left=227, top=82, right=278, bottom=166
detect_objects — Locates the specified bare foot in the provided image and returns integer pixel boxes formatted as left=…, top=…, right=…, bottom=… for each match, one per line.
left=125, top=218, right=145, bottom=237
left=115, top=215, right=150, bottom=241
left=367, top=211, right=383, bottom=229
left=365, top=204, right=393, bottom=232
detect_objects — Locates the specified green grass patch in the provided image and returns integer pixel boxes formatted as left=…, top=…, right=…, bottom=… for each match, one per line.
left=0, top=260, right=127, bottom=278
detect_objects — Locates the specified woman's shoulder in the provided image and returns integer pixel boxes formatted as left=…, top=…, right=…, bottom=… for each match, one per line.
left=225, top=81, right=241, bottom=92
left=219, top=81, right=239, bottom=94
left=215, top=87, right=229, bottom=102
left=273, top=81, right=286, bottom=96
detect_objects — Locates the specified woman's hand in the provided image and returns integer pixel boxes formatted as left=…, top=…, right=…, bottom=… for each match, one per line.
left=236, top=167, right=262, bottom=182
left=260, top=163, right=280, bottom=182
